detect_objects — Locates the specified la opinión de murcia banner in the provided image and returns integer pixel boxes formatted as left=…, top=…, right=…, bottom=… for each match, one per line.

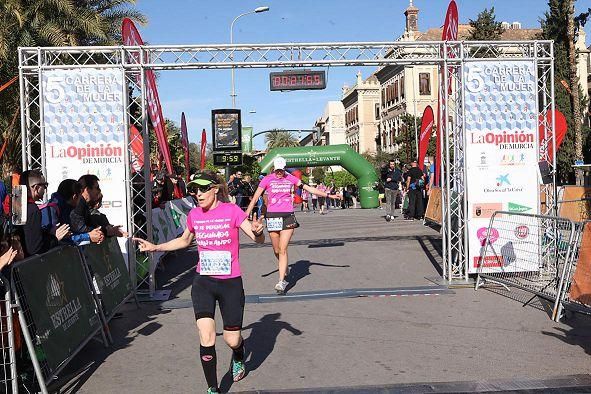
left=464, top=60, right=540, bottom=274
left=42, top=68, right=129, bottom=246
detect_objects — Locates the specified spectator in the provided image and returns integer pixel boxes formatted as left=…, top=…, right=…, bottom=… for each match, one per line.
left=229, top=171, right=243, bottom=207
left=405, top=160, right=426, bottom=221
left=89, top=193, right=128, bottom=238
left=382, top=159, right=403, bottom=222
left=71, top=176, right=127, bottom=238
left=240, top=175, right=255, bottom=211
left=18, top=169, right=69, bottom=257
left=0, top=234, right=19, bottom=272
left=49, top=179, right=103, bottom=245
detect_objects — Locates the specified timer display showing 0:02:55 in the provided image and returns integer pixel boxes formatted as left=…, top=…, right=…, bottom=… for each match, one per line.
left=272, top=74, right=322, bottom=87
left=269, top=70, right=327, bottom=91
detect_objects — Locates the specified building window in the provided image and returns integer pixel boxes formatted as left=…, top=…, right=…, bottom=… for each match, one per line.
left=419, top=73, right=431, bottom=95
left=400, top=76, right=405, bottom=99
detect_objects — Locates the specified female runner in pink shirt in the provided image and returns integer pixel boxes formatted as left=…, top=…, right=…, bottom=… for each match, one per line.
left=135, top=171, right=264, bottom=394
left=245, top=156, right=340, bottom=294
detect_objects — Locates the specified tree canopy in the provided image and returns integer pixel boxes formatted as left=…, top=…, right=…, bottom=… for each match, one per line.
left=467, top=7, right=505, bottom=41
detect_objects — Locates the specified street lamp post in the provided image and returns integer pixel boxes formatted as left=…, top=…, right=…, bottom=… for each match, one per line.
left=230, top=6, right=269, bottom=108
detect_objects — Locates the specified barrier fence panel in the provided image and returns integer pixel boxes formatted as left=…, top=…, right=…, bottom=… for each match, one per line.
left=80, top=237, right=135, bottom=321
left=0, top=275, right=18, bottom=394
left=11, top=246, right=105, bottom=387
left=555, top=221, right=591, bottom=318
left=475, top=211, right=577, bottom=321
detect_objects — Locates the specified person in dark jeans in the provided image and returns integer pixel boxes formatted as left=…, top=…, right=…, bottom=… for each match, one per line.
left=405, top=160, right=425, bottom=220
left=381, top=159, right=403, bottom=222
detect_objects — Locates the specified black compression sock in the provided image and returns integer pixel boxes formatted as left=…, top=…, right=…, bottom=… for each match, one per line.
left=200, top=344, right=217, bottom=389
left=232, top=339, right=245, bottom=362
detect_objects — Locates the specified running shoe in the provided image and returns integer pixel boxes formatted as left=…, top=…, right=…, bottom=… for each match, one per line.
left=274, top=280, right=288, bottom=294
left=207, top=387, right=220, bottom=394
left=232, top=358, right=246, bottom=382
left=385, top=215, right=391, bottom=222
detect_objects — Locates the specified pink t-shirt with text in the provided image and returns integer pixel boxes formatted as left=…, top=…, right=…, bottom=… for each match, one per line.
left=259, top=172, right=300, bottom=213
left=186, top=202, right=247, bottom=279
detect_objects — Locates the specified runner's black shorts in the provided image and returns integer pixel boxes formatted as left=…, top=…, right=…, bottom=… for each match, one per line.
left=191, top=274, right=245, bottom=331
left=265, top=211, right=299, bottom=231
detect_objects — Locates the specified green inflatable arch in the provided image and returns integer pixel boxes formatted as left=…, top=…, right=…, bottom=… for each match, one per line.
left=259, top=144, right=379, bottom=209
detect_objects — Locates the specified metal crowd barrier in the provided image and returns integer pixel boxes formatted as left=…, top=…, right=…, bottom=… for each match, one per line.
left=0, top=238, right=135, bottom=393
left=0, top=275, right=17, bottom=394
left=475, top=211, right=578, bottom=321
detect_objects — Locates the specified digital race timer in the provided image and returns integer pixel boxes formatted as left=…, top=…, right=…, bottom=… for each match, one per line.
left=269, top=70, right=327, bottom=91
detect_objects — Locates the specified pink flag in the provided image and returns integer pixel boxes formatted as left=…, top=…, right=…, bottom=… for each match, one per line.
left=418, top=106, right=434, bottom=171
left=180, top=113, right=190, bottom=181
left=122, top=18, right=174, bottom=176
left=435, top=0, right=458, bottom=186
left=200, top=129, right=207, bottom=170
left=539, top=109, right=567, bottom=163
left=129, top=125, right=144, bottom=173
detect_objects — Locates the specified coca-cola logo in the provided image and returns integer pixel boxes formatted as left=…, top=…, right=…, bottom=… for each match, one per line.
left=514, top=225, right=529, bottom=239
left=477, top=227, right=499, bottom=246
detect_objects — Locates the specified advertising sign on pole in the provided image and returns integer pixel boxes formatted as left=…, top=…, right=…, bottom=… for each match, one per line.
left=242, top=126, right=253, bottom=153
left=122, top=18, right=174, bottom=175
left=464, top=60, right=540, bottom=273
left=211, top=109, right=242, bottom=152
left=42, top=68, right=129, bottom=242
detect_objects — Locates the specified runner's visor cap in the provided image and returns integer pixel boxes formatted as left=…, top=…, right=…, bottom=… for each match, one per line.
left=187, top=172, right=219, bottom=187
left=273, top=156, right=287, bottom=171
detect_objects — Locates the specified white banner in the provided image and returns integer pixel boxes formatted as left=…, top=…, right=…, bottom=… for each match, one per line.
left=464, top=60, right=540, bottom=274
left=42, top=68, right=128, bottom=253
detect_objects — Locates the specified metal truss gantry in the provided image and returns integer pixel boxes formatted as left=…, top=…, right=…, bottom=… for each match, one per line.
left=18, top=40, right=555, bottom=289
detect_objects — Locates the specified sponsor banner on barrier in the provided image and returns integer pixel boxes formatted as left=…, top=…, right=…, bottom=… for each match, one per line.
left=13, top=247, right=101, bottom=375
left=151, top=198, right=195, bottom=263
left=82, top=237, right=133, bottom=319
left=464, top=60, right=540, bottom=274
left=42, top=68, right=129, bottom=258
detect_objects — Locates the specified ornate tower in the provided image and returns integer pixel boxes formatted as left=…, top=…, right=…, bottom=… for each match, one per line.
left=404, top=0, right=419, bottom=33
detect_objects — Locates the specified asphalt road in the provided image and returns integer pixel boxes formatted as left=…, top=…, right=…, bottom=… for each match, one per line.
left=61, top=207, right=591, bottom=393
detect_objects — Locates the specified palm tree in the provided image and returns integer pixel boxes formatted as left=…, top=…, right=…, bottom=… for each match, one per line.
left=265, top=129, right=301, bottom=149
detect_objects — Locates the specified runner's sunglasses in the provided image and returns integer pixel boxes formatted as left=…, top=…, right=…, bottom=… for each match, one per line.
left=187, top=184, right=216, bottom=194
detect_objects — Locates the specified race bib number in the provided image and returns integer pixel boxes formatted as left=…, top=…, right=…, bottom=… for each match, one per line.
left=266, top=217, right=283, bottom=231
left=199, top=251, right=232, bottom=276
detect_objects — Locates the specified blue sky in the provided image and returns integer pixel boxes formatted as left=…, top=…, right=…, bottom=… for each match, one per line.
left=134, top=0, right=591, bottom=149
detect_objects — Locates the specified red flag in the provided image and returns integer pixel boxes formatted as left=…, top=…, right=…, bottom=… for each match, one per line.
left=418, top=106, right=434, bottom=171
left=435, top=0, right=458, bottom=186
left=539, top=109, right=567, bottom=163
left=122, top=18, right=174, bottom=177
left=180, top=113, right=190, bottom=181
left=129, top=125, right=144, bottom=172
left=200, top=129, right=207, bottom=170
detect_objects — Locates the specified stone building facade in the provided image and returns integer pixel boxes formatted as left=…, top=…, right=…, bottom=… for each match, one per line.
left=342, top=72, right=380, bottom=154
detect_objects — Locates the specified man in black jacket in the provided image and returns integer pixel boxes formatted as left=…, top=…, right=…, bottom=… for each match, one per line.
left=382, top=160, right=403, bottom=222
left=19, top=170, right=70, bottom=257
left=405, top=160, right=426, bottom=220
left=71, top=174, right=125, bottom=237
